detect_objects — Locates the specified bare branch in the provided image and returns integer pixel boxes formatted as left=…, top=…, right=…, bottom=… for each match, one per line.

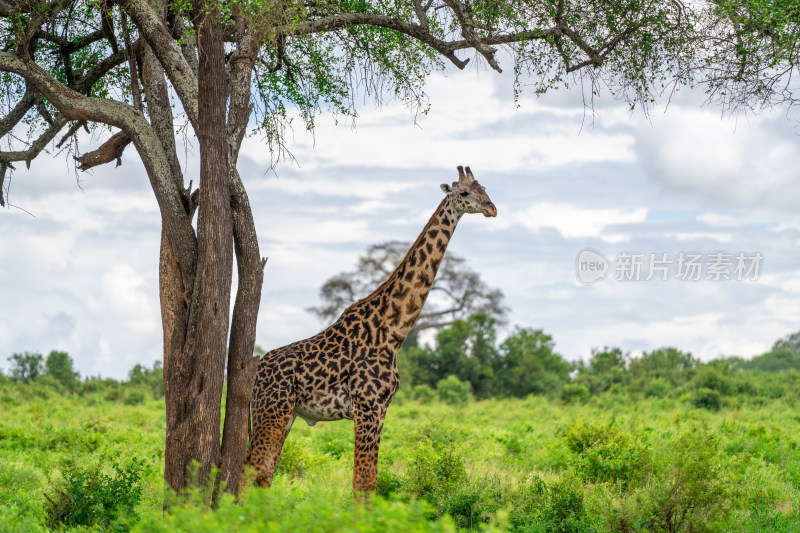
left=412, top=0, right=430, bottom=31
left=122, top=11, right=143, bottom=111
left=76, top=39, right=144, bottom=93
left=0, top=115, right=68, bottom=167
left=74, top=130, right=132, bottom=170
left=56, top=120, right=86, bottom=148
left=42, top=28, right=105, bottom=48
left=442, top=0, right=502, bottom=72
left=101, top=1, right=120, bottom=54
left=287, top=13, right=476, bottom=69
left=0, top=161, right=9, bottom=207
left=123, top=0, right=199, bottom=128
left=0, top=88, right=38, bottom=137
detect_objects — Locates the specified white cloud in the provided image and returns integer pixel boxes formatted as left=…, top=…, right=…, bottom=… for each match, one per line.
left=497, top=202, right=647, bottom=241
left=98, top=264, right=158, bottom=334
left=3, top=69, right=800, bottom=378
left=635, top=108, right=800, bottom=209
left=666, top=232, right=734, bottom=243
left=240, top=68, right=636, bottom=174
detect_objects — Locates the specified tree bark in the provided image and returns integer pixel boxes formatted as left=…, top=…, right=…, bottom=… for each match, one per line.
left=161, top=2, right=234, bottom=491
left=219, top=169, right=263, bottom=495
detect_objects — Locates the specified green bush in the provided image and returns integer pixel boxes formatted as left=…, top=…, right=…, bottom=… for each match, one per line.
left=405, top=436, right=467, bottom=498
left=316, top=428, right=352, bottom=459
left=275, top=439, right=321, bottom=478
left=644, top=377, right=671, bottom=398
left=29, top=375, right=67, bottom=396
left=45, top=457, right=145, bottom=529
left=693, top=367, right=732, bottom=395
left=439, top=475, right=506, bottom=530
left=646, top=428, right=732, bottom=532
left=402, top=433, right=510, bottom=528
left=79, top=377, right=121, bottom=397
left=560, top=383, right=590, bottom=404
left=496, top=432, right=526, bottom=456
left=507, top=475, right=548, bottom=530
left=136, top=487, right=456, bottom=533
left=692, top=387, right=722, bottom=410
left=562, top=420, right=616, bottom=455
left=410, top=384, right=436, bottom=403
left=376, top=469, right=403, bottom=498
left=124, top=390, right=146, bottom=406
left=542, top=475, right=596, bottom=533
left=128, top=361, right=165, bottom=400
left=105, top=387, right=123, bottom=402
left=562, top=421, right=649, bottom=487
left=436, top=375, right=472, bottom=405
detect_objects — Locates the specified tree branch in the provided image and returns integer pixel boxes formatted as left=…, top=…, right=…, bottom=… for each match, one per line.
left=287, top=13, right=475, bottom=69
left=0, top=88, right=38, bottom=137
left=442, top=0, right=502, bottom=72
left=225, top=4, right=262, bottom=162
left=122, top=11, right=143, bottom=111
left=0, top=50, right=197, bottom=294
left=287, top=12, right=564, bottom=71
left=0, top=115, right=68, bottom=167
left=123, top=0, right=199, bottom=128
left=141, top=42, right=184, bottom=189
left=35, top=29, right=106, bottom=52
left=74, top=130, right=132, bottom=170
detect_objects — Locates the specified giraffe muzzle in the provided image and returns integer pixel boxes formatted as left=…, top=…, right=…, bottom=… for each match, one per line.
left=482, top=203, right=497, bottom=217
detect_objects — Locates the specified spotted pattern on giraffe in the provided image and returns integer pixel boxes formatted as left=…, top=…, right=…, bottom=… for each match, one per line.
left=245, top=165, right=497, bottom=494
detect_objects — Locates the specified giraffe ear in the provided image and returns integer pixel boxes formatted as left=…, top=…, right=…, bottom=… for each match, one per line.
left=440, top=183, right=452, bottom=194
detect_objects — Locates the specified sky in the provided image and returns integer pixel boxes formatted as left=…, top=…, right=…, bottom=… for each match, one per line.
left=3, top=66, right=800, bottom=380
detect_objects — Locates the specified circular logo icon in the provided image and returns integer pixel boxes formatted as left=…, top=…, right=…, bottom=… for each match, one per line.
left=575, top=249, right=609, bottom=284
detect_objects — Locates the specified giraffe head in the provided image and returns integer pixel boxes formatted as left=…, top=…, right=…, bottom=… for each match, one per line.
left=440, top=166, right=497, bottom=217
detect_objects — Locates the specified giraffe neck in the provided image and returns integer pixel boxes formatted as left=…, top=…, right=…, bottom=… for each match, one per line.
left=363, top=196, right=462, bottom=348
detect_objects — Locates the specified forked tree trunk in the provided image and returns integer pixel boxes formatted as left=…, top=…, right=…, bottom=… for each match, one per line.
left=157, top=4, right=262, bottom=494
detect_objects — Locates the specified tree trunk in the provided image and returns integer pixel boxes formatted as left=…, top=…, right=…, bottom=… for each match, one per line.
left=219, top=169, right=263, bottom=495
left=162, top=3, right=234, bottom=492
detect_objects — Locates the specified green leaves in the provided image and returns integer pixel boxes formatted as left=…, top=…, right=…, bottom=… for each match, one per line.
left=45, top=455, right=146, bottom=528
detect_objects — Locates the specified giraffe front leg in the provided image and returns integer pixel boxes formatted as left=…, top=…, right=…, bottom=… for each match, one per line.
left=352, top=404, right=385, bottom=498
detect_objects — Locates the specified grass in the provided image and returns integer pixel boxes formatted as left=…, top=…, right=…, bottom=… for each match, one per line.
left=1, top=380, right=799, bottom=532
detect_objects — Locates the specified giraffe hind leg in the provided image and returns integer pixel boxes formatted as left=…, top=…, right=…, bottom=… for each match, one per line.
left=255, top=414, right=295, bottom=487
left=247, top=385, right=296, bottom=488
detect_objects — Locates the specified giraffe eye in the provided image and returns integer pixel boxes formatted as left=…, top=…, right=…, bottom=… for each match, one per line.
left=459, top=191, right=469, bottom=197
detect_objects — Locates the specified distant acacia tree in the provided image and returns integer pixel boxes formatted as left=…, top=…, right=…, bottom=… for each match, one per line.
left=8, top=351, right=44, bottom=383
left=309, top=241, right=506, bottom=334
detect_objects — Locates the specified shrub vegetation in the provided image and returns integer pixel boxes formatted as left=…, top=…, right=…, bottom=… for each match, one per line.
left=2, top=323, right=800, bottom=531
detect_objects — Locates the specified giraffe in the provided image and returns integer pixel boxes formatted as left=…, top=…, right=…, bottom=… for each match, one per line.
left=245, top=165, right=497, bottom=494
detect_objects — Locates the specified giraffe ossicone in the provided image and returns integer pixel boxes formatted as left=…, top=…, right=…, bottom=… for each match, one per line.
left=245, top=165, right=497, bottom=494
